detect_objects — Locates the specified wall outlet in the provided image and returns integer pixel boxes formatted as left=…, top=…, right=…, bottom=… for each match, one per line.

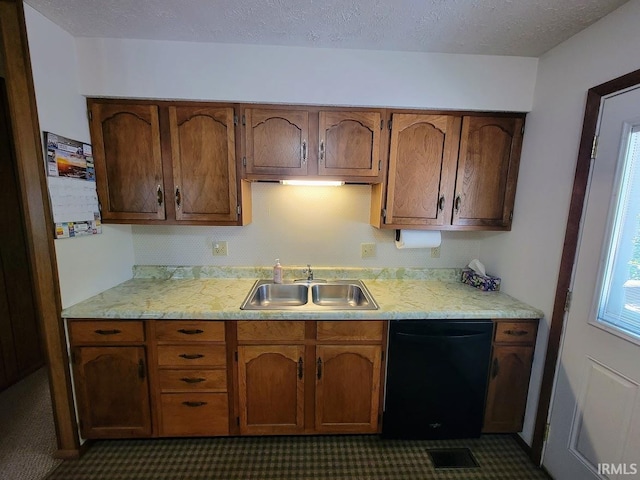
left=361, top=243, right=376, bottom=258
left=213, top=241, right=228, bottom=256
left=431, top=246, right=441, bottom=258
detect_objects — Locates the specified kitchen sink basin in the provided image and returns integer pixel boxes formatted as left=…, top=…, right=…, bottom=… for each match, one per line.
left=311, top=283, right=373, bottom=308
left=242, top=283, right=309, bottom=308
left=240, top=279, right=378, bottom=310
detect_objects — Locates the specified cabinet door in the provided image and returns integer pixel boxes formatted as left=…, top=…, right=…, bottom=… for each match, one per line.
left=169, top=106, right=238, bottom=222
left=315, top=345, right=381, bottom=433
left=453, top=116, right=523, bottom=229
left=244, top=108, right=309, bottom=176
left=483, top=345, right=534, bottom=433
left=319, top=111, right=381, bottom=178
left=385, top=114, right=461, bottom=226
left=72, top=346, right=151, bottom=438
left=89, top=102, right=165, bottom=221
left=238, top=345, right=304, bottom=435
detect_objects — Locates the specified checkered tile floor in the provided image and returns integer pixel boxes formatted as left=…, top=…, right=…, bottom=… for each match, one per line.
left=46, top=434, right=550, bottom=479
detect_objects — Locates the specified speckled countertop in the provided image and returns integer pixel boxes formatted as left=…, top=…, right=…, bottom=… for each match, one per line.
left=61, top=266, right=543, bottom=321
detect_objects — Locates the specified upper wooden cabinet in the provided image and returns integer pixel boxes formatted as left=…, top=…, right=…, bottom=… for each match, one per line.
left=91, top=102, right=165, bottom=221
left=453, top=116, right=523, bottom=229
left=88, top=99, right=250, bottom=226
left=242, top=106, right=384, bottom=182
left=372, top=113, right=524, bottom=231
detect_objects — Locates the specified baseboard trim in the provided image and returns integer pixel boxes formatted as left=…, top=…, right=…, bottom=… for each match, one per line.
left=55, top=440, right=92, bottom=460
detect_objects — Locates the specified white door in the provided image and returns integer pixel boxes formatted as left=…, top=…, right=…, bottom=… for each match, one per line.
left=543, top=87, right=640, bottom=479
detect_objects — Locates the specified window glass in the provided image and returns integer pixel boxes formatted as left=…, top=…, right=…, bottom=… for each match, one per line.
left=598, top=126, right=640, bottom=338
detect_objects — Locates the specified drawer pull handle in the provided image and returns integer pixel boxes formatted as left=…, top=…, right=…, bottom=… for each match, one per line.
left=94, top=329, right=121, bottom=335
left=182, top=401, right=207, bottom=407
left=179, top=354, right=204, bottom=360
left=298, top=357, right=303, bottom=380
left=504, top=329, right=528, bottom=336
left=317, top=357, right=322, bottom=380
left=180, top=377, right=206, bottom=384
left=177, top=329, right=204, bottom=335
left=438, top=195, right=445, bottom=212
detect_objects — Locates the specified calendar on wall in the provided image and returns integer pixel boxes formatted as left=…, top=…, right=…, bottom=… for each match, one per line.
left=44, top=132, right=101, bottom=239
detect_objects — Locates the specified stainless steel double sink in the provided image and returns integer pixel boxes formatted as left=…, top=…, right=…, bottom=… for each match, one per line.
left=240, top=279, right=379, bottom=310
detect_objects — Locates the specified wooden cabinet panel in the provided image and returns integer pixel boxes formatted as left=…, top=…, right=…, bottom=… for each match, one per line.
left=169, top=106, right=238, bottom=222
left=244, top=108, right=309, bottom=176
left=72, top=346, right=151, bottom=438
left=238, top=345, right=305, bottom=434
left=318, top=111, right=381, bottom=178
left=483, top=344, right=534, bottom=433
left=453, top=116, right=523, bottom=228
left=316, top=321, right=384, bottom=342
left=160, top=393, right=229, bottom=436
left=237, top=321, right=305, bottom=342
left=157, top=345, right=226, bottom=367
left=155, top=321, right=225, bottom=343
left=90, top=102, right=165, bottom=220
left=384, top=114, right=461, bottom=226
left=315, top=345, right=381, bottom=433
left=158, top=369, right=227, bottom=393
left=68, top=320, right=145, bottom=344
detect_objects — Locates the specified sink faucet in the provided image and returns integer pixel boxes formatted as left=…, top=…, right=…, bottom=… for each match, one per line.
left=303, top=264, right=314, bottom=281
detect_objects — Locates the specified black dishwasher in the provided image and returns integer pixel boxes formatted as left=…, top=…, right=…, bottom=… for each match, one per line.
left=382, top=319, right=493, bottom=439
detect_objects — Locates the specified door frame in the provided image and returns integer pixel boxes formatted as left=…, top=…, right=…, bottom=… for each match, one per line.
left=531, top=68, right=640, bottom=464
left=0, top=0, right=80, bottom=457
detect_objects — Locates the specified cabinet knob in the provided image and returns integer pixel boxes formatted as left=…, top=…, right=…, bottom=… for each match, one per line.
left=438, top=195, right=445, bottom=212
left=454, top=195, right=461, bottom=213
left=319, top=140, right=325, bottom=161
left=157, top=185, right=164, bottom=206
left=317, top=357, right=323, bottom=379
left=298, top=357, right=303, bottom=379
left=301, top=141, right=307, bottom=162
left=175, top=186, right=182, bottom=208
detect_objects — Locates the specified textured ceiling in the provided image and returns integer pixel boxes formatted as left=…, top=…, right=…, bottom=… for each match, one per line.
left=25, top=0, right=629, bottom=57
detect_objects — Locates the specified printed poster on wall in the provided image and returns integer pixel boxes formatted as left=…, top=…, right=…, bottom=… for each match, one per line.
left=44, top=132, right=102, bottom=239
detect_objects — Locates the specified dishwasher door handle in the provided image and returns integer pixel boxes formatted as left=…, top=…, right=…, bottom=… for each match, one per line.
left=393, top=331, right=489, bottom=343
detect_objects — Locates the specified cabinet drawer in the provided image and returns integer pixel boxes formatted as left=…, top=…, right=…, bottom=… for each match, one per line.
left=155, top=321, right=225, bottom=342
left=157, top=345, right=226, bottom=367
left=160, top=393, right=229, bottom=436
left=68, top=320, right=145, bottom=344
left=316, top=321, right=384, bottom=342
left=494, top=321, right=538, bottom=344
left=158, top=369, right=227, bottom=393
left=237, top=321, right=305, bottom=342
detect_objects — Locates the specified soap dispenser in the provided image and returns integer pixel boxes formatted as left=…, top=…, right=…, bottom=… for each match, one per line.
left=273, top=259, right=283, bottom=284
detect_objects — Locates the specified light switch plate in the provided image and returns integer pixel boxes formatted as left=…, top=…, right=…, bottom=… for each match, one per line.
left=213, top=241, right=228, bottom=256
left=361, top=243, right=376, bottom=258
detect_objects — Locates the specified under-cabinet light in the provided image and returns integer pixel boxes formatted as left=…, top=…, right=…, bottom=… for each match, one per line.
left=279, top=180, right=345, bottom=186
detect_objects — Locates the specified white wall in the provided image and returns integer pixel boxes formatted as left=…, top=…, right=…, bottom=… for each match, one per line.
left=479, top=0, right=640, bottom=445
left=75, top=36, right=537, bottom=270
left=24, top=5, right=135, bottom=308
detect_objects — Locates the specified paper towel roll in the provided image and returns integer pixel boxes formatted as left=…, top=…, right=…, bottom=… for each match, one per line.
left=395, top=230, right=441, bottom=249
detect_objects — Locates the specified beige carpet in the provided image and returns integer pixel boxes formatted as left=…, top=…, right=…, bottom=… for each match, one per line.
left=0, top=368, right=62, bottom=480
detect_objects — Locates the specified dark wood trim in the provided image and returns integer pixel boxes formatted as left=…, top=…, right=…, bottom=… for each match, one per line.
left=531, top=68, right=640, bottom=464
left=0, top=0, right=79, bottom=455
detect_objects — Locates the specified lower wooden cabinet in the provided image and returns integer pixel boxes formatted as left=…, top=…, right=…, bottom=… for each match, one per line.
left=72, top=345, right=152, bottom=439
left=483, top=319, right=538, bottom=433
left=315, top=345, right=381, bottom=433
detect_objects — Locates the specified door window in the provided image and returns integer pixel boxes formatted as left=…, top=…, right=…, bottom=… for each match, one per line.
left=598, top=124, right=640, bottom=339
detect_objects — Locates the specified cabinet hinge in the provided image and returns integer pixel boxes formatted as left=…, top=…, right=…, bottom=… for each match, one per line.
left=98, top=201, right=102, bottom=213
left=233, top=115, right=238, bottom=125
left=382, top=209, right=387, bottom=219
left=388, top=119, right=392, bottom=130
left=87, top=110, right=92, bottom=121
left=380, top=119, right=384, bottom=130
left=543, top=423, right=550, bottom=441
left=234, top=351, right=238, bottom=362
left=242, top=157, right=247, bottom=167
left=521, top=124, right=525, bottom=136
left=509, top=211, right=513, bottom=221
left=591, top=134, right=599, bottom=159
left=378, top=159, right=382, bottom=171
left=564, top=290, right=572, bottom=312
left=242, top=115, right=246, bottom=126
left=237, top=205, right=241, bottom=215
